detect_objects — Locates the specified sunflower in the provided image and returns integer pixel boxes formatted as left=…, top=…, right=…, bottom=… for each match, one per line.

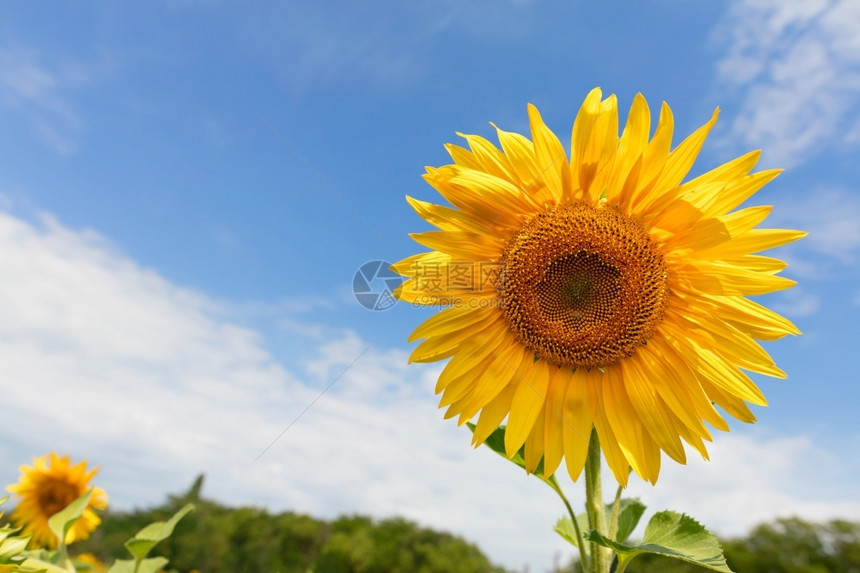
left=7, top=453, right=108, bottom=548
left=394, top=88, right=804, bottom=486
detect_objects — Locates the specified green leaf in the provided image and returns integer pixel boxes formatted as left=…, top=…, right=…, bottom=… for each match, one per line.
left=586, top=510, right=733, bottom=572
left=613, top=498, right=647, bottom=543
left=554, top=517, right=583, bottom=549
left=0, top=535, right=30, bottom=560
left=466, top=423, right=554, bottom=482
left=17, top=555, right=71, bottom=573
left=47, top=489, right=93, bottom=546
left=555, top=512, right=597, bottom=560
left=124, top=503, right=194, bottom=562
left=107, top=557, right=169, bottom=573
left=106, top=558, right=134, bottom=573
left=0, top=523, right=24, bottom=545
left=14, top=548, right=75, bottom=572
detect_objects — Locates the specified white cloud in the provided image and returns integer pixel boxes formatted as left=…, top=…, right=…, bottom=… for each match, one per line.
left=0, top=209, right=857, bottom=570
left=714, top=0, right=860, bottom=166
left=0, top=208, right=569, bottom=568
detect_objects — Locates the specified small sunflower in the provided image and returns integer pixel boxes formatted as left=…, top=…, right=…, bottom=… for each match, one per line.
left=394, top=88, right=804, bottom=486
left=7, top=453, right=108, bottom=548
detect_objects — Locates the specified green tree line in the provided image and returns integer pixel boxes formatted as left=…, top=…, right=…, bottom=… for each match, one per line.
left=73, top=475, right=504, bottom=573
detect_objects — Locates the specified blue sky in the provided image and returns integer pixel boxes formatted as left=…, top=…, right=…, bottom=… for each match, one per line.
left=1, top=1, right=859, bottom=570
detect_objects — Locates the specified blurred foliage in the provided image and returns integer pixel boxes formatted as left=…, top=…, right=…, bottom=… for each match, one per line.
left=560, top=517, right=860, bottom=573
left=720, top=518, right=860, bottom=573
left=71, top=475, right=503, bottom=573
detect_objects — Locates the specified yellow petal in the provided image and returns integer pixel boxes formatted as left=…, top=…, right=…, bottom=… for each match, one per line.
left=505, top=359, right=550, bottom=457
left=722, top=255, right=787, bottom=274
left=406, top=195, right=498, bottom=235
left=409, top=230, right=503, bottom=260
left=457, top=132, right=518, bottom=183
left=665, top=324, right=768, bottom=406
left=673, top=259, right=796, bottom=296
left=571, top=89, right=619, bottom=201
left=622, top=355, right=687, bottom=464
left=391, top=251, right=450, bottom=277
left=444, top=143, right=481, bottom=170
left=628, top=102, right=674, bottom=212
left=528, top=104, right=571, bottom=203
left=409, top=312, right=501, bottom=363
left=457, top=334, right=528, bottom=421
left=584, top=95, right=620, bottom=202
left=698, top=294, right=801, bottom=340
left=699, top=228, right=807, bottom=259
left=562, top=369, right=593, bottom=481
left=543, top=366, right=570, bottom=477
left=409, top=305, right=499, bottom=343
left=610, top=93, right=651, bottom=207
left=588, top=368, right=631, bottom=486
left=394, top=277, right=497, bottom=307
left=648, top=333, right=728, bottom=433
left=472, top=381, right=517, bottom=446
left=676, top=308, right=787, bottom=378
left=423, top=166, right=523, bottom=229
left=697, top=169, right=782, bottom=219
left=669, top=205, right=774, bottom=252
left=698, top=377, right=757, bottom=423
left=603, top=365, right=651, bottom=481
left=439, top=351, right=497, bottom=407
left=432, top=323, right=508, bottom=393
left=639, top=107, right=719, bottom=214
left=524, top=409, right=546, bottom=474
left=492, top=123, right=540, bottom=191
left=679, top=150, right=761, bottom=209
left=571, top=87, right=604, bottom=195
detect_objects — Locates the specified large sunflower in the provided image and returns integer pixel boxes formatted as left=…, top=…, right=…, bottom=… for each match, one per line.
left=7, top=453, right=108, bottom=548
left=394, top=88, right=804, bottom=486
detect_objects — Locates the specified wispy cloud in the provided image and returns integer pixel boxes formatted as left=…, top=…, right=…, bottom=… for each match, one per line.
left=713, top=0, right=860, bottom=167
left=235, top=2, right=539, bottom=93
left=768, top=187, right=860, bottom=275
left=238, top=6, right=421, bottom=93
left=0, top=45, right=102, bottom=153
left=772, top=287, right=821, bottom=319
left=0, top=208, right=857, bottom=570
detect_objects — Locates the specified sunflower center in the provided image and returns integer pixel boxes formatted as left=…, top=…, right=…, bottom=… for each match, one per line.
left=37, top=479, right=81, bottom=516
left=497, top=203, right=668, bottom=369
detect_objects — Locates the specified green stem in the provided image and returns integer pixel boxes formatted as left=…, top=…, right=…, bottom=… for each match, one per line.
left=608, top=483, right=623, bottom=542
left=546, top=478, right=590, bottom=572
left=585, top=428, right=610, bottom=573
left=58, top=539, right=70, bottom=571
left=615, top=555, right=632, bottom=573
